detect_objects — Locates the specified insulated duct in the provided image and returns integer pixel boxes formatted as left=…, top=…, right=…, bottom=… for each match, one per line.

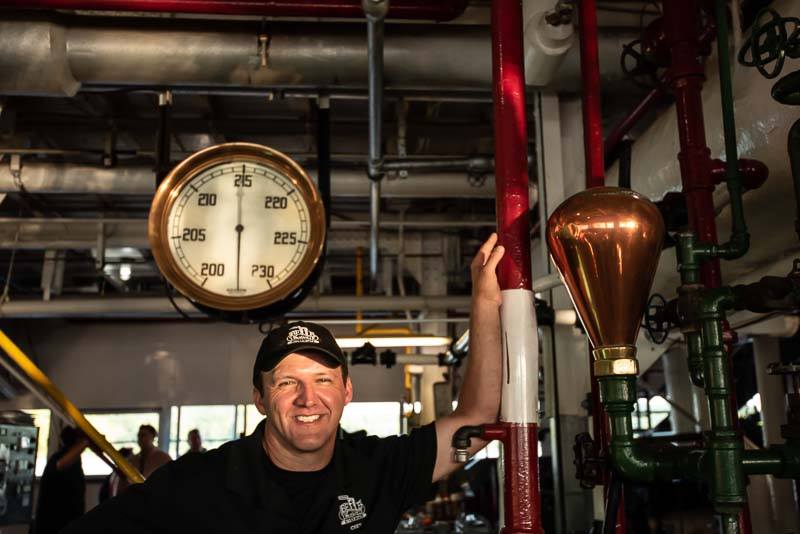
left=0, top=17, right=634, bottom=96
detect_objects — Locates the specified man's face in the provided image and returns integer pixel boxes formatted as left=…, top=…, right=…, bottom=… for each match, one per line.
left=253, top=351, right=352, bottom=454
left=137, top=428, right=154, bottom=450
left=188, top=431, right=202, bottom=451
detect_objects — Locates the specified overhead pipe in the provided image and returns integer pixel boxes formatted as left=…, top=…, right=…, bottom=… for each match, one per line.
left=0, top=0, right=467, bottom=21
left=453, top=2, right=541, bottom=533
left=0, top=162, right=510, bottom=199
left=0, top=18, right=637, bottom=96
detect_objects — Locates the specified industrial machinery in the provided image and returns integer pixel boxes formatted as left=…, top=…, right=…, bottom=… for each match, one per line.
left=0, top=413, right=37, bottom=527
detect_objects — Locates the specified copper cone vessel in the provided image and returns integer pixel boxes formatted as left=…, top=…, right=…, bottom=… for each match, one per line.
left=547, top=187, right=665, bottom=376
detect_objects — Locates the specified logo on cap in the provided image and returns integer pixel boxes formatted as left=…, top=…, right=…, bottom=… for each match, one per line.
left=285, top=325, right=320, bottom=345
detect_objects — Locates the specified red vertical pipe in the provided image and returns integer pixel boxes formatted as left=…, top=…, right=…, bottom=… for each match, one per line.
left=492, top=0, right=533, bottom=293
left=662, top=0, right=721, bottom=287
left=490, top=2, right=539, bottom=533
left=579, top=0, right=605, bottom=186
left=578, top=1, right=625, bottom=532
left=662, top=2, right=752, bottom=532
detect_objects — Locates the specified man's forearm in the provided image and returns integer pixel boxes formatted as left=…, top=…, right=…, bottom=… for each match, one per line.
left=454, top=297, right=502, bottom=422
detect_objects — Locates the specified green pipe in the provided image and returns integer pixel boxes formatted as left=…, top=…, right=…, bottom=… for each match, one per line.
left=789, top=119, right=800, bottom=240
left=687, top=331, right=705, bottom=388
left=600, top=377, right=698, bottom=482
left=698, top=289, right=747, bottom=515
left=742, top=446, right=800, bottom=478
left=713, top=0, right=749, bottom=259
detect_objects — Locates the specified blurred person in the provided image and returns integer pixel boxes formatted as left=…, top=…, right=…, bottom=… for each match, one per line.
left=130, top=424, right=171, bottom=477
left=34, top=426, right=90, bottom=534
left=184, top=428, right=206, bottom=455
left=98, top=447, right=133, bottom=503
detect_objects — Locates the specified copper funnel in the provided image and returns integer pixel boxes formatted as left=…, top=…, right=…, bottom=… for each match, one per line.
left=547, top=187, right=665, bottom=376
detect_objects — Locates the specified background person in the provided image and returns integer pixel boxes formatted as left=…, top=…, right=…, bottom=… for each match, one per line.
left=34, top=426, right=90, bottom=534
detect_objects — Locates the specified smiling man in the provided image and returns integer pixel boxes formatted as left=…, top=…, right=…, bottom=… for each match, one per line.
left=64, top=234, right=505, bottom=533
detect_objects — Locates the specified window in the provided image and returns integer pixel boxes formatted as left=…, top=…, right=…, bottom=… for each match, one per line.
left=22, top=409, right=50, bottom=476
left=340, top=402, right=402, bottom=437
left=632, top=395, right=672, bottom=432
left=169, top=405, right=237, bottom=458
left=81, top=411, right=161, bottom=476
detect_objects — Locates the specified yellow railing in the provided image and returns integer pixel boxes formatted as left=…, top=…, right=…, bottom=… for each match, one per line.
left=0, top=330, right=144, bottom=484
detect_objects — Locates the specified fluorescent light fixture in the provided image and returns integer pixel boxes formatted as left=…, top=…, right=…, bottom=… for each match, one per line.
left=336, top=335, right=452, bottom=349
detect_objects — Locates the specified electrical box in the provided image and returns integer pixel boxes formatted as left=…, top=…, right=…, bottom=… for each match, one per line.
left=0, top=419, right=38, bottom=526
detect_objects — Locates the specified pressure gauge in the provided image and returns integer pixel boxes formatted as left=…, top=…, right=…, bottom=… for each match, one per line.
left=148, top=143, right=326, bottom=311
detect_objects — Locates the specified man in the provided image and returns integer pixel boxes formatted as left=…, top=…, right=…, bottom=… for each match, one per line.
left=185, top=429, right=206, bottom=455
left=64, top=234, right=505, bottom=533
left=130, top=424, right=172, bottom=478
left=34, top=426, right=90, bottom=534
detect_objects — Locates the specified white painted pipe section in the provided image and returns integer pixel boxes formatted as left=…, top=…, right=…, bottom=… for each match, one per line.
left=499, top=289, right=539, bottom=424
left=607, top=0, right=800, bottom=300
left=523, top=1, right=575, bottom=86
left=0, top=162, right=507, bottom=199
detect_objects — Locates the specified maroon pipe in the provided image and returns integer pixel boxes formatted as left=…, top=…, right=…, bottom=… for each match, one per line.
left=491, top=2, right=539, bottom=533
left=0, top=0, right=467, bottom=21
left=579, top=0, right=605, bottom=187
left=662, top=0, right=721, bottom=286
left=492, top=0, right=533, bottom=293
left=578, top=1, right=625, bottom=532
left=662, top=2, right=753, bottom=532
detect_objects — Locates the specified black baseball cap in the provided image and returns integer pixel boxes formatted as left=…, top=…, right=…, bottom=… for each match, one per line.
left=252, top=321, right=347, bottom=388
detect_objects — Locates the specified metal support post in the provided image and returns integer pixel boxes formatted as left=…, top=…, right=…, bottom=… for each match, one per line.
left=363, top=0, right=388, bottom=293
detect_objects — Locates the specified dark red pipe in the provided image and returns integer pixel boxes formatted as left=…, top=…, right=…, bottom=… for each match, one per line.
left=579, top=0, right=605, bottom=187
left=492, top=0, right=533, bottom=293
left=710, top=158, right=769, bottom=190
left=578, top=1, right=625, bottom=532
left=662, top=2, right=752, bottom=532
left=662, top=0, right=721, bottom=287
left=482, top=424, right=540, bottom=534
left=490, top=2, right=539, bottom=533
left=0, top=0, right=467, bottom=21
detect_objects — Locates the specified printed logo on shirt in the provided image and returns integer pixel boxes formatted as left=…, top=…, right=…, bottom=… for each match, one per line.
left=337, top=494, right=366, bottom=529
left=286, top=325, right=320, bottom=345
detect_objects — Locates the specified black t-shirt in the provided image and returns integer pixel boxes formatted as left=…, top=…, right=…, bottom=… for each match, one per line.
left=62, top=419, right=437, bottom=533
left=35, top=448, right=85, bottom=534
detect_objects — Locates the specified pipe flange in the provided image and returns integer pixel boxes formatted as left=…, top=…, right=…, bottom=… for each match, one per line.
left=594, top=358, right=639, bottom=377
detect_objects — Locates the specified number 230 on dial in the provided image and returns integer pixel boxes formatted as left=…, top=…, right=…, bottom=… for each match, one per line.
left=148, top=143, right=326, bottom=311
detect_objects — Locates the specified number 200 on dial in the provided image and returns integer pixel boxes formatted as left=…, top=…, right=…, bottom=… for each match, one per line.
left=148, top=143, right=326, bottom=311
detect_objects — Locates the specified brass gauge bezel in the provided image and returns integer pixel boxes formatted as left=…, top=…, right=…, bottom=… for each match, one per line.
left=148, top=142, right=326, bottom=311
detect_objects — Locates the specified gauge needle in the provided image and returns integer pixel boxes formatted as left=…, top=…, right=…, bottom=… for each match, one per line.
left=235, top=165, right=245, bottom=291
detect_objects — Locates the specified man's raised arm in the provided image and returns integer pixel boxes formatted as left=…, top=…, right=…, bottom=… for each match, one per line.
left=432, top=233, right=504, bottom=481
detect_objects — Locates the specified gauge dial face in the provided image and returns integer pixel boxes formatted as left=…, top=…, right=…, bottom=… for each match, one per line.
left=149, top=143, right=325, bottom=311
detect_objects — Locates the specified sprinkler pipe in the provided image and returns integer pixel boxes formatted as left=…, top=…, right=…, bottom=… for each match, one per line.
left=453, top=2, right=541, bottom=533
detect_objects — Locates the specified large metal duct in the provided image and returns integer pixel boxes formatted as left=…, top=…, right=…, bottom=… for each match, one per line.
left=0, top=162, right=522, bottom=199
left=0, top=17, right=634, bottom=96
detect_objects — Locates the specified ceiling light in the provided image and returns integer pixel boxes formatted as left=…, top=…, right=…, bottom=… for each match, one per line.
left=336, top=335, right=452, bottom=349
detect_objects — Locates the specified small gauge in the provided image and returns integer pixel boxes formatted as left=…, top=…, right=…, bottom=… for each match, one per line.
left=148, top=143, right=326, bottom=311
